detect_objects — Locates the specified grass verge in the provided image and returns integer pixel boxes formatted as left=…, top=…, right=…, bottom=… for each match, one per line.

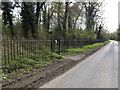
left=64, top=41, right=108, bottom=54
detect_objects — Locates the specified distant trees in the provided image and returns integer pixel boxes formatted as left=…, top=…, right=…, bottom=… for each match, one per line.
left=109, top=25, right=120, bottom=41
left=117, top=25, right=120, bottom=41
left=2, top=1, right=110, bottom=40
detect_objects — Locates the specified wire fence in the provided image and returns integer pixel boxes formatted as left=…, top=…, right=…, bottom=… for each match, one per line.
left=1, top=39, right=105, bottom=67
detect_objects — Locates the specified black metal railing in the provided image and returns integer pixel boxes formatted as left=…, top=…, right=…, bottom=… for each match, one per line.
left=1, top=39, right=105, bottom=67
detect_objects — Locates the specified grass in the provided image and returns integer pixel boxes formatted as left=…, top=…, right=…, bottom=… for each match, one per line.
left=2, top=49, right=63, bottom=76
left=0, top=73, right=9, bottom=81
left=64, top=42, right=106, bottom=54
left=83, top=43, right=104, bottom=49
left=50, top=53, right=63, bottom=59
left=65, top=48, right=87, bottom=53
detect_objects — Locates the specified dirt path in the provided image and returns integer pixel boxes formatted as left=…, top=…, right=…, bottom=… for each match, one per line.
left=2, top=43, right=108, bottom=89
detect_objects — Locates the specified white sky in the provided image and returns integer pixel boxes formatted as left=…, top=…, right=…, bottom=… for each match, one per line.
left=103, top=0, right=119, bottom=33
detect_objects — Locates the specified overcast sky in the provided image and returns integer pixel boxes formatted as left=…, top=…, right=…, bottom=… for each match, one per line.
left=103, top=0, right=119, bottom=33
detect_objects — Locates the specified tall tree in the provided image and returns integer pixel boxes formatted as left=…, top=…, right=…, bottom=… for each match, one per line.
left=21, top=2, right=37, bottom=39
left=2, top=2, right=15, bottom=39
left=62, top=2, right=69, bottom=39
left=83, top=2, right=102, bottom=39
left=35, top=1, right=47, bottom=25
left=57, top=2, right=61, bottom=54
left=96, top=22, right=104, bottom=39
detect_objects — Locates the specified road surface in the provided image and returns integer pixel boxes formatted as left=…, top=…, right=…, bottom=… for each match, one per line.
left=40, top=41, right=118, bottom=88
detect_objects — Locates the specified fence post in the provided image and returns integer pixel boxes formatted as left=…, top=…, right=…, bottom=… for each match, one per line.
left=3, top=41, right=6, bottom=66
left=7, top=40, right=10, bottom=64
left=58, top=38, right=60, bottom=54
left=51, top=36, right=53, bottom=53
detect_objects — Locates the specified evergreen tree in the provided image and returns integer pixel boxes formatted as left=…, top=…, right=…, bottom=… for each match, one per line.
left=21, top=2, right=37, bottom=39
left=2, top=2, right=15, bottom=39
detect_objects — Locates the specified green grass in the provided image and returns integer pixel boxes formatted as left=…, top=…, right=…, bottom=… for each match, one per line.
left=65, top=42, right=106, bottom=54
left=83, top=43, right=104, bottom=49
left=65, top=48, right=87, bottom=53
left=2, top=49, right=63, bottom=75
left=0, top=73, right=9, bottom=81
left=50, top=53, right=63, bottom=59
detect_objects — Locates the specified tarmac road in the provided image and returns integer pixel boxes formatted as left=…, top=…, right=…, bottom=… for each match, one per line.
left=40, top=41, right=118, bottom=88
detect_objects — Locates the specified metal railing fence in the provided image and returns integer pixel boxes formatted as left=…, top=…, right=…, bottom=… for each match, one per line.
left=1, top=39, right=105, bottom=67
